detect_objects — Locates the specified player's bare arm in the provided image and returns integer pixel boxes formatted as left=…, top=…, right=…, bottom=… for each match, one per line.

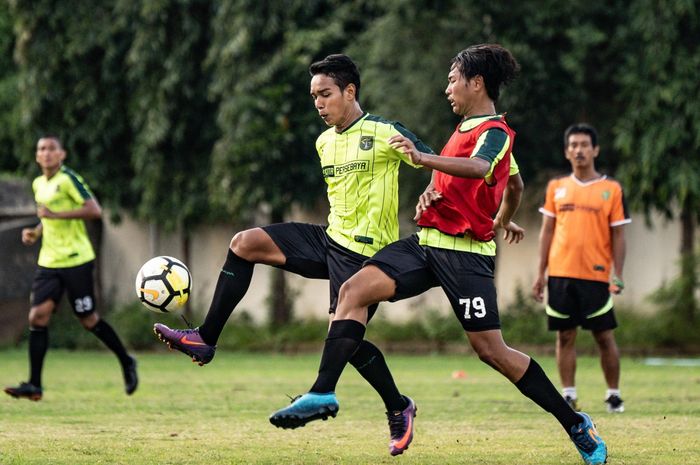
left=388, top=134, right=490, bottom=178
left=610, top=225, right=626, bottom=294
left=37, top=198, right=102, bottom=220
left=532, top=215, right=555, bottom=302
left=493, top=173, right=524, bottom=244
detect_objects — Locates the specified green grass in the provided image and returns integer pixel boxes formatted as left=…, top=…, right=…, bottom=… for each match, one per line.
left=1, top=349, right=699, bottom=464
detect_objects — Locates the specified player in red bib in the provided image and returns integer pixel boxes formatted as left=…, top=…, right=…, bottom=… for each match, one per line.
left=270, top=44, right=607, bottom=465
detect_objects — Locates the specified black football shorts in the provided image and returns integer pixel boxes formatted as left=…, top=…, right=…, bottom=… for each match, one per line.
left=546, top=276, right=618, bottom=331
left=262, top=222, right=379, bottom=320
left=31, top=260, right=96, bottom=316
left=366, top=234, right=500, bottom=332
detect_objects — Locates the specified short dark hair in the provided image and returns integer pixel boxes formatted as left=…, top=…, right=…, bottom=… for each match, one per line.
left=309, top=54, right=361, bottom=101
left=38, top=135, right=63, bottom=148
left=451, top=44, right=520, bottom=102
left=564, top=123, right=598, bottom=147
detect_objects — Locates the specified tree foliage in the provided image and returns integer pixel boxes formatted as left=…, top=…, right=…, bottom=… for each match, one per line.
left=0, top=2, right=19, bottom=172
left=4, top=0, right=699, bottom=331
left=614, top=0, right=700, bottom=324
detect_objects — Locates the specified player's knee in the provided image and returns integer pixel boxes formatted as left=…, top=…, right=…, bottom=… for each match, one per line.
left=29, top=303, right=52, bottom=326
left=79, top=313, right=99, bottom=330
left=28, top=312, right=49, bottom=327
left=231, top=228, right=275, bottom=261
left=594, top=331, right=616, bottom=350
left=230, top=230, right=257, bottom=258
left=557, top=330, right=576, bottom=347
left=337, top=278, right=368, bottom=309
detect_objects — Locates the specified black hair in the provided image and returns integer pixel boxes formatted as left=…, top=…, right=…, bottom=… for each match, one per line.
left=451, top=44, right=520, bottom=102
left=38, top=135, right=63, bottom=148
left=564, top=123, right=598, bottom=147
left=309, top=54, right=361, bottom=101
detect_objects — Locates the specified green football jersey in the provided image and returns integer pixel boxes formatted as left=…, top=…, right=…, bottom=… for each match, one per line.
left=32, top=165, right=96, bottom=268
left=318, top=112, right=432, bottom=256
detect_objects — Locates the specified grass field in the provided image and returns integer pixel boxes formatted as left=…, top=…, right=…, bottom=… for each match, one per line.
left=1, top=349, right=699, bottom=464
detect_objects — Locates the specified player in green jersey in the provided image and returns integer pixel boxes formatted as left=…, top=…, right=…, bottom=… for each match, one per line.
left=154, top=54, right=431, bottom=455
left=4, top=136, right=138, bottom=401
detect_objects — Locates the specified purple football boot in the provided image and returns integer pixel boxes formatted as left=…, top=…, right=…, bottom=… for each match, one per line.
left=153, top=323, right=216, bottom=365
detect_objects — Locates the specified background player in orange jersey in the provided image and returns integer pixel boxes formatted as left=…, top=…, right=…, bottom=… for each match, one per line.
left=533, top=123, right=630, bottom=414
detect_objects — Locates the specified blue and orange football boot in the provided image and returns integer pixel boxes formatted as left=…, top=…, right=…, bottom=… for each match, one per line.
left=153, top=324, right=216, bottom=365
left=387, top=396, right=417, bottom=456
left=269, top=392, right=339, bottom=429
left=570, top=412, right=608, bottom=465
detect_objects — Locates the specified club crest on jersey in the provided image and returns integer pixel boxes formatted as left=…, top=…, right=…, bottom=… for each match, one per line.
left=359, top=136, right=374, bottom=150
left=601, top=190, right=611, bottom=200
left=554, top=187, right=567, bottom=200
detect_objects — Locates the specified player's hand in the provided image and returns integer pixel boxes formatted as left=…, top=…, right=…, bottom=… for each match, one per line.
left=388, top=135, right=423, bottom=165
left=493, top=219, right=524, bottom=244
left=21, top=227, right=39, bottom=245
left=609, top=276, right=624, bottom=295
left=37, top=204, right=58, bottom=219
left=414, top=188, right=442, bottom=221
left=532, top=275, right=546, bottom=303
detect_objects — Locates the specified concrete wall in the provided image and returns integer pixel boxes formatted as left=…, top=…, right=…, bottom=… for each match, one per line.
left=495, top=212, right=683, bottom=314
left=102, top=210, right=689, bottom=323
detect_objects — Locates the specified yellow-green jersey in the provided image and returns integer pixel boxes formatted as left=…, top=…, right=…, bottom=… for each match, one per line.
left=32, top=165, right=96, bottom=268
left=318, top=112, right=433, bottom=256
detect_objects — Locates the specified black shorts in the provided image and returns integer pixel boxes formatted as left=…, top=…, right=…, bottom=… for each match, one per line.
left=262, top=222, right=379, bottom=320
left=366, top=234, right=500, bottom=332
left=31, top=260, right=96, bottom=316
left=546, top=276, right=618, bottom=331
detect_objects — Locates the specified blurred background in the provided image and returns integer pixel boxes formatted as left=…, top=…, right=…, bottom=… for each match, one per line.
left=1, top=0, right=698, bottom=350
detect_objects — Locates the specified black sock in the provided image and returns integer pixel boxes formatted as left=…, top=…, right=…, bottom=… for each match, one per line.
left=28, top=326, right=48, bottom=388
left=514, top=358, right=582, bottom=431
left=310, top=320, right=366, bottom=393
left=350, top=340, right=407, bottom=412
left=91, top=319, right=131, bottom=366
left=198, top=249, right=254, bottom=345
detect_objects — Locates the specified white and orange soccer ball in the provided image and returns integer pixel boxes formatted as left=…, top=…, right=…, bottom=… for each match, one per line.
left=135, top=256, right=192, bottom=314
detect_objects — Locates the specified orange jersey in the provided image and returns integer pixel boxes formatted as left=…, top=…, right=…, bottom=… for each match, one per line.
left=540, top=175, right=630, bottom=282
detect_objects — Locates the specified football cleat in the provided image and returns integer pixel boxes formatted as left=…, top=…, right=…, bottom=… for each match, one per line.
left=122, top=355, right=139, bottom=395
left=604, top=394, right=624, bottom=413
left=387, top=396, right=417, bottom=456
left=4, top=382, right=43, bottom=401
left=153, top=324, right=216, bottom=365
left=570, top=412, right=608, bottom=465
left=269, top=392, right=339, bottom=429
left=565, top=395, right=581, bottom=412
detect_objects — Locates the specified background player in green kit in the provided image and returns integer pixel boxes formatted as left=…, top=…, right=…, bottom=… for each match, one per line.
left=4, top=136, right=138, bottom=401
left=153, top=54, right=432, bottom=456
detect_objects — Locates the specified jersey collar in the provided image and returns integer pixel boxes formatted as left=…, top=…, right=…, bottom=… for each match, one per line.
left=570, top=173, right=607, bottom=186
left=338, top=112, right=367, bottom=134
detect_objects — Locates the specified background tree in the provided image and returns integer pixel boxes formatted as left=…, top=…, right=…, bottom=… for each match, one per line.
left=0, top=3, right=19, bottom=172
left=10, top=0, right=134, bottom=205
left=614, top=0, right=700, bottom=341
left=207, top=0, right=382, bottom=324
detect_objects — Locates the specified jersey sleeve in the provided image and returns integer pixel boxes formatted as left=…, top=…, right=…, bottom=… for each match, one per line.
left=539, top=179, right=557, bottom=218
left=610, top=182, right=631, bottom=227
left=63, top=169, right=94, bottom=204
left=472, top=128, right=509, bottom=163
left=391, top=122, right=434, bottom=168
left=509, top=153, right=520, bottom=176
left=478, top=128, right=513, bottom=181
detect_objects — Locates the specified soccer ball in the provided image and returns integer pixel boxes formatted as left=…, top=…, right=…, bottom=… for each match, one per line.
left=135, top=256, right=192, bottom=313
